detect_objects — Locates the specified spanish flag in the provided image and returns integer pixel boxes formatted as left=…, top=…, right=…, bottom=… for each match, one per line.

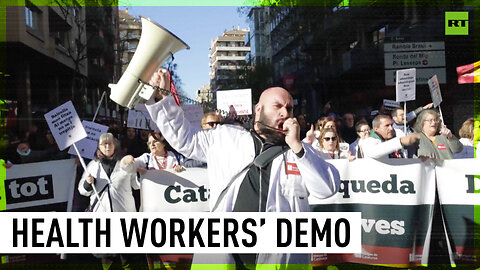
left=456, top=61, right=480, bottom=84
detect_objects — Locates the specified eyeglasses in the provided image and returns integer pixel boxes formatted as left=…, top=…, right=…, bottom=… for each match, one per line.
left=424, top=119, right=438, bottom=124
left=358, top=129, right=370, bottom=133
left=206, top=121, right=221, bottom=128
left=323, top=136, right=337, bottom=142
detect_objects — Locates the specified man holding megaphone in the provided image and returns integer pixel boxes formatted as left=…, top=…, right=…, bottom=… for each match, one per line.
left=143, top=69, right=340, bottom=269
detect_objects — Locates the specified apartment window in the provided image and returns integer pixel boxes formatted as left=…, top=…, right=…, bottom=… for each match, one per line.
left=25, top=4, right=41, bottom=30
left=373, top=26, right=386, bottom=47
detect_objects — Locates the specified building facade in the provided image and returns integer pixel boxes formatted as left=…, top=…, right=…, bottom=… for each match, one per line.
left=5, top=4, right=88, bottom=134
left=249, top=4, right=475, bottom=132
left=209, top=27, right=250, bottom=93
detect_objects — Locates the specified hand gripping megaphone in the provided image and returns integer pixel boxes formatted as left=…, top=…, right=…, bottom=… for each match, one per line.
left=109, top=17, right=189, bottom=109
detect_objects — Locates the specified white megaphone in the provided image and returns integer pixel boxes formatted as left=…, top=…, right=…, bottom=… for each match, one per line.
left=109, top=17, right=189, bottom=109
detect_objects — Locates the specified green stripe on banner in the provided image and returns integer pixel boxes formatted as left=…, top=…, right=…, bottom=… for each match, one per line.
left=0, top=160, right=5, bottom=211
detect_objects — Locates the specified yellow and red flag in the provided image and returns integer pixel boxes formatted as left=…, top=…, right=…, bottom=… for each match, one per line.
left=457, top=61, right=480, bottom=84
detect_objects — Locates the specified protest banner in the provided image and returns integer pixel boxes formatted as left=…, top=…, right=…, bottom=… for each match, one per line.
left=310, top=158, right=436, bottom=266
left=216, top=89, right=252, bottom=116
left=181, top=104, right=204, bottom=130
left=435, top=159, right=480, bottom=264
left=2, top=159, right=77, bottom=212
left=140, top=168, right=210, bottom=212
left=44, top=101, right=87, bottom=151
left=128, top=103, right=159, bottom=131
left=68, top=121, right=109, bottom=160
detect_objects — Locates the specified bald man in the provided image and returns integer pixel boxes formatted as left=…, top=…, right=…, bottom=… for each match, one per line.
left=145, top=69, right=339, bottom=268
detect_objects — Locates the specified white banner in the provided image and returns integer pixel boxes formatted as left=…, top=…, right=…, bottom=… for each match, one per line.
left=435, top=159, right=480, bottom=264
left=216, top=89, right=252, bottom=116
left=310, top=158, right=436, bottom=266
left=44, top=101, right=87, bottom=150
left=2, top=159, right=77, bottom=211
left=68, top=121, right=109, bottom=160
left=310, top=159, right=436, bottom=205
left=140, top=168, right=210, bottom=212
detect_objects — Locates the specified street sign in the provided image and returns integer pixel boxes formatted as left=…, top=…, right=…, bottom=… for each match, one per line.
left=385, top=67, right=446, bottom=86
left=384, top=51, right=445, bottom=69
left=384, top=41, right=445, bottom=52
left=384, top=41, right=446, bottom=86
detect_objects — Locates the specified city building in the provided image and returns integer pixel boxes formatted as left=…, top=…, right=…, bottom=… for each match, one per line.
left=245, top=7, right=272, bottom=66
left=118, top=9, right=141, bottom=74
left=85, top=6, right=120, bottom=121
left=196, top=84, right=213, bottom=104
left=209, top=27, right=250, bottom=93
left=5, top=4, right=88, bottom=133
left=249, top=4, right=474, bottom=131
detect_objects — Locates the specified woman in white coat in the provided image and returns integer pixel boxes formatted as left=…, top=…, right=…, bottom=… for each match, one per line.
left=78, top=132, right=139, bottom=212
left=78, top=133, right=147, bottom=269
left=121, top=131, right=183, bottom=175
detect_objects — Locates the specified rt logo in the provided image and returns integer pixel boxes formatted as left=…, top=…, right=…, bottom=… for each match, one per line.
left=445, top=12, right=468, bottom=35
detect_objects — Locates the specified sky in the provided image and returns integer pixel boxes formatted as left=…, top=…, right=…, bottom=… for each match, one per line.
left=122, top=6, right=251, bottom=99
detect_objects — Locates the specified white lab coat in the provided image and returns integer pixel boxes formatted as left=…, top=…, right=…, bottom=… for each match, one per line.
left=78, top=159, right=139, bottom=212
left=146, top=96, right=340, bottom=267
left=362, top=129, right=406, bottom=159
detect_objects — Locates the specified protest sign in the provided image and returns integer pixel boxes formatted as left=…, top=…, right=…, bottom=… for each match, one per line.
left=383, top=99, right=401, bottom=110
left=435, top=159, right=480, bottom=264
left=68, top=121, right=109, bottom=160
left=140, top=168, right=210, bottom=212
left=44, top=101, right=87, bottom=151
left=427, top=75, right=443, bottom=108
left=216, top=89, right=252, bottom=116
left=396, top=68, right=416, bottom=102
left=2, top=159, right=77, bottom=212
left=128, top=103, right=159, bottom=131
left=310, top=158, right=436, bottom=266
left=181, top=104, right=204, bottom=129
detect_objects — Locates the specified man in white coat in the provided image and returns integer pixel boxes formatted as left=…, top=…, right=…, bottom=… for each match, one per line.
left=362, top=114, right=419, bottom=159
left=146, top=69, right=340, bottom=269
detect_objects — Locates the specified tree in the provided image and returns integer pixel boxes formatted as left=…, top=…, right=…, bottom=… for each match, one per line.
left=49, top=1, right=89, bottom=113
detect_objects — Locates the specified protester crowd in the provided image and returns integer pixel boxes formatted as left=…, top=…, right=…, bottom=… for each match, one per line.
left=2, top=81, right=479, bottom=269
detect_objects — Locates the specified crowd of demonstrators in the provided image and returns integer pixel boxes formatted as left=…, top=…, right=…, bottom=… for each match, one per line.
left=77, top=132, right=147, bottom=269
left=391, top=103, right=434, bottom=134
left=147, top=68, right=339, bottom=267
